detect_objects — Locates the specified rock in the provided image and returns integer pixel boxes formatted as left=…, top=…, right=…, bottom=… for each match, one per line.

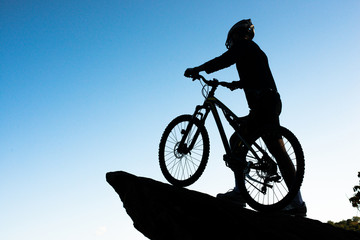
left=106, top=171, right=360, bottom=240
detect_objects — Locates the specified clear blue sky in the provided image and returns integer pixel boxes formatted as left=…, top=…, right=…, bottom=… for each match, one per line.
left=1, top=1, right=360, bottom=239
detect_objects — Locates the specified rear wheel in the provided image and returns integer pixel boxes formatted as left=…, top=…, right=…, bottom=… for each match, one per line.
left=236, top=126, right=305, bottom=212
left=159, top=115, right=210, bottom=187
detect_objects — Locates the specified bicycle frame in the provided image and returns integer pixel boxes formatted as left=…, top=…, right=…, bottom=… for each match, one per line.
left=179, top=81, right=280, bottom=190
left=195, top=95, right=240, bottom=155
left=178, top=80, right=261, bottom=161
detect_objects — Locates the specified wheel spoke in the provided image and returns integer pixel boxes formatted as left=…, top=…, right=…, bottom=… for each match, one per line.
left=239, top=127, right=305, bottom=211
left=159, top=115, right=209, bottom=187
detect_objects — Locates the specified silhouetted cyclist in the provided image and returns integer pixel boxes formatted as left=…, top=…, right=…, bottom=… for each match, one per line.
left=184, top=19, right=306, bottom=216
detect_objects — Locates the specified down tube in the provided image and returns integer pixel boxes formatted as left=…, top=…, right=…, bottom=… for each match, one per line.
left=209, top=104, right=231, bottom=154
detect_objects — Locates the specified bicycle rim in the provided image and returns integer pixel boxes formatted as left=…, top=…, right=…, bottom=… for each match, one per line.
left=158, top=115, right=210, bottom=187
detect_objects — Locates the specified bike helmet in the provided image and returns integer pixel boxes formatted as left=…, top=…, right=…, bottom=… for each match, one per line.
left=225, top=19, right=255, bottom=49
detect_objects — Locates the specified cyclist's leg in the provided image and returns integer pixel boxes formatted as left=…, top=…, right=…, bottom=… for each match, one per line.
left=217, top=131, right=246, bottom=205
left=217, top=116, right=251, bottom=203
left=262, top=125, right=306, bottom=211
left=252, top=93, right=305, bottom=210
left=264, top=134, right=296, bottom=186
left=230, top=114, right=251, bottom=150
left=265, top=134, right=305, bottom=210
left=229, top=115, right=253, bottom=192
left=229, top=132, right=242, bottom=193
left=256, top=91, right=295, bottom=185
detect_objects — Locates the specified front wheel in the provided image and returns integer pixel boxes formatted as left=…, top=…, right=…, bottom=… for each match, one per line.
left=236, top=126, right=305, bottom=212
left=159, top=115, right=210, bottom=187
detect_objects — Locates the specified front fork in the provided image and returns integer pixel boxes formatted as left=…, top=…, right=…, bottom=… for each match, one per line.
left=177, top=105, right=209, bottom=154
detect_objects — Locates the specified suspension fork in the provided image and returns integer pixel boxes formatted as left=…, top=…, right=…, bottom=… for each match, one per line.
left=177, top=105, right=210, bottom=154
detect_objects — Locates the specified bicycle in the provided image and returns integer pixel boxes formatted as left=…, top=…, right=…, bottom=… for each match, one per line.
left=158, top=74, right=305, bottom=212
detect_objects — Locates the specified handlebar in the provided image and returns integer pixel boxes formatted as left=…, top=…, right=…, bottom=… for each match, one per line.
left=189, top=74, right=221, bottom=86
left=200, top=75, right=219, bottom=85
left=187, top=74, right=240, bottom=90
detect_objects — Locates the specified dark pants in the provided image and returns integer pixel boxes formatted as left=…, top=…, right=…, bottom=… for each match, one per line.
left=230, top=90, right=303, bottom=205
left=231, top=90, right=297, bottom=187
left=230, top=89, right=282, bottom=151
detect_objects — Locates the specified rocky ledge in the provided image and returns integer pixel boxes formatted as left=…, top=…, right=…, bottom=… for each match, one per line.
left=106, top=171, right=360, bottom=240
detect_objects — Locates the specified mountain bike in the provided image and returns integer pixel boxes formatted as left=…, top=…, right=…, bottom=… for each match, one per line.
left=158, top=74, right=305, bottom=212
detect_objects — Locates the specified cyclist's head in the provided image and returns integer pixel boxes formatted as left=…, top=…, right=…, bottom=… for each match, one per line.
left=225, top=19, right=255, bottom=49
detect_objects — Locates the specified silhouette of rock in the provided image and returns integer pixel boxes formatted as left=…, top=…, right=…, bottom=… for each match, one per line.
left=106, top=171, right=360, bottom=240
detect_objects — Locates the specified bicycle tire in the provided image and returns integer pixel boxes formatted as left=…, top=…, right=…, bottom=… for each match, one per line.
left=236, top=126, right=305, bottom=212
left=159, top=114, right=210, bottom=187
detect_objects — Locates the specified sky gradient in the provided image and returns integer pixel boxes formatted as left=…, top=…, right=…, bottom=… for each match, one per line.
left=1, top=1, right=360, bottom=239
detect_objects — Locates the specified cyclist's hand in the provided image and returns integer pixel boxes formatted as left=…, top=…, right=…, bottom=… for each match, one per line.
left=184, top=67, right=200, bottom=78
left=221, top=82, right=238, bottom=91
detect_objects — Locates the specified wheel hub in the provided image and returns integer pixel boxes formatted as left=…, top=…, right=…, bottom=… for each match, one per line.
left=174, top=142, right=185, bottom=158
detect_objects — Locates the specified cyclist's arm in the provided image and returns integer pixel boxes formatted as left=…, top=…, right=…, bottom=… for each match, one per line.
left=196, top=49, right=237, bottom=74
left=219, top=81, right=242, bottom=91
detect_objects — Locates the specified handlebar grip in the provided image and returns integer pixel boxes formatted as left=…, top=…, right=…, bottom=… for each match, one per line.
left=192, top=74, right=201, bottom=81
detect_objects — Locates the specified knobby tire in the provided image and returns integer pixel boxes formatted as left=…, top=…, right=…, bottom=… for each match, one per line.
left=158, top=115, right=210, bottom=187
left=236, top=126, right=305, bottom=212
